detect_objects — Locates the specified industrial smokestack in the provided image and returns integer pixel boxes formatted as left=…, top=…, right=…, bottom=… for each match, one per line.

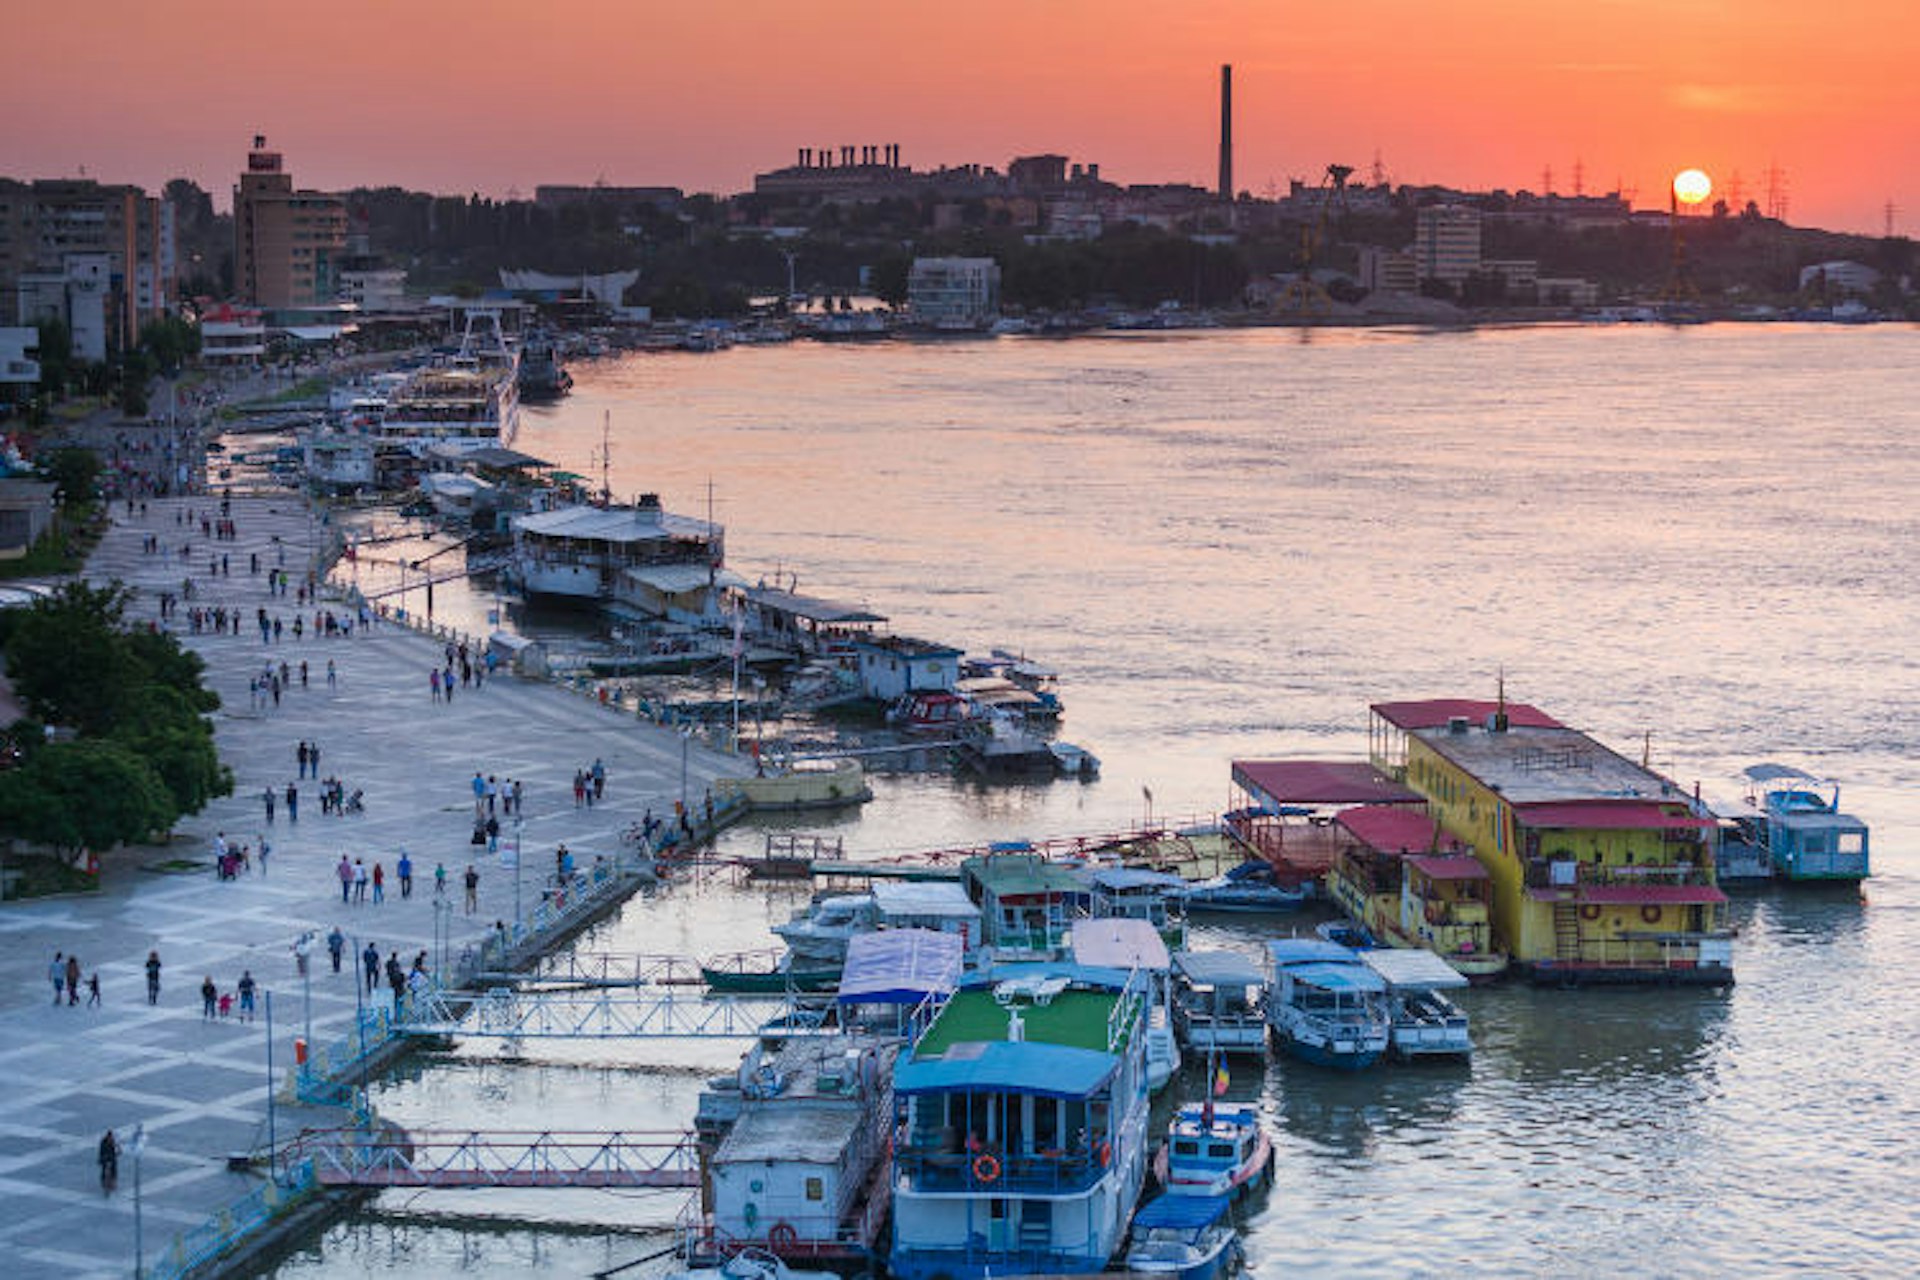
left=1218, top=64, right=1233, bottom=201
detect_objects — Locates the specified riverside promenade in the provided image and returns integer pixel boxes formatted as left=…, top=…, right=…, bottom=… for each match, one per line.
left=0, top=492, right=747, bottom=1279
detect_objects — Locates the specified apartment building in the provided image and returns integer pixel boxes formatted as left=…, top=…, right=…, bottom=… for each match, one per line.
left=233, top=137, right=346, bottom=308
left=1413, top=204, right=1482, bottom=286
left=0, top=178, right=172, bottom=357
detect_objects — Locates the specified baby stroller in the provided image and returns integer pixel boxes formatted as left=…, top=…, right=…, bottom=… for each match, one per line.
left=345, top=789, right=365, bottom=814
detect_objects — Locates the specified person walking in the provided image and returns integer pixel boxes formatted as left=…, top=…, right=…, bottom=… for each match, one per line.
left=50, top=952, right=65, bottom=1005
left=371, top=861, right=385, bottom=904
left=86, top=972, right=101, bottom=1007
left=297, top=740, right=309, bottom=779
left=327, top=926, right=345, bottom=974
left=236, top=970, right=257, bottom=1022
left=592, top=758, right=606, bottom=800
left=353, top=859, right=369, bottom=903
left=286, top=780, right=299, bottom=823
left=337, top=855, right=354, bottom=904
left=464, top=864, right=479, bottom=914
left=145, top=950, right=162, bottom=1005
left=397, top=851, right=413, bottom=899
left=201, top=975, right=218, bottom=1019
left=98, top=1130, right=119, bottom=1193
left=263, top=785, right=276, bottom=823
left=65, top=953, right=81, bottom=1006
left=362, top=942, right=380, bottom=995
left=434, top=862, right=447, bottom=897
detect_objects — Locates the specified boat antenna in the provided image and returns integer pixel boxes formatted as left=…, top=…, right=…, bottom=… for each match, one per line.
left=707, top=476, right=717, bottom=588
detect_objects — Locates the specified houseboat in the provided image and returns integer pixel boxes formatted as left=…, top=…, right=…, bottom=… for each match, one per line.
left=954, top=712, right=1058, bottom=781
left=962, top=853, right=1091, bottom=958
left=871, top=882, right=982, bottom=945
left=1170, top=951, right=1269, bottom=1055
left=887, top=964, right=1153, bottom=1279
left=1721, top=764, right=1870, bottom=881
left=1265, top=938, right=1390, bottom=1071
left=688, top=1032, right=897, bottom=1266
left=1367, top=697, right=1735, bottom=986
left=509, top=493, right=737, bottom=622
left=1326, top=805, right=1507, bottom=980
left=1358, top=947, right=1473, bottom=1060
left=1084, top=868, right=1189, bottom=952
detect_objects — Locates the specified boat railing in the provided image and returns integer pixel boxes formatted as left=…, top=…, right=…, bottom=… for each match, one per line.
left=895, top=1144, right=1109, bottom=1195
left=1524, top=859, right=1714, bottom=890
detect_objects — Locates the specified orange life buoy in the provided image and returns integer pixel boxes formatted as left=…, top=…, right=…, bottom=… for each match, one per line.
left=1579, top=903, right=1601, bottom=921
left=767, top=1221, right=798, bottom=1251
left=973, top=1153, right=1001, bottom=1183
left=1641, top=904, right=1662, bottom=924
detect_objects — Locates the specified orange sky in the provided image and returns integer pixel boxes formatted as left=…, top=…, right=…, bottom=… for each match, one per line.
left=4, top=0, right=1914, bottom=235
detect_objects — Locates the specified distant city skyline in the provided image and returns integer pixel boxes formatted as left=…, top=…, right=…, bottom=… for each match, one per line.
left=3, top=1, right=1912, bottom=236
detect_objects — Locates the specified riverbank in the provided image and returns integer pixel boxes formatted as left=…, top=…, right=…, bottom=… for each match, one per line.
left=0, top=491, right=748, bottom=1279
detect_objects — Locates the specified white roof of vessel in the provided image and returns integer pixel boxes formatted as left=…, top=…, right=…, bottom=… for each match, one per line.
left=872, top=881, right=978, bottom=919
left=513, top=504, right=717, bottom=543
left=622, top=563, right=746, bottom=593
left=1174, top=950, right=1265, bottom=987
left=715, top=1104, right=859, bottom=1165
left=1359, top=948, right=1469, bottom=991
left=1069, top=918, right=1171, bottom=971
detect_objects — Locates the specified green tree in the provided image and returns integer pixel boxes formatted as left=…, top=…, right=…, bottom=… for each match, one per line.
left=111, top=686, right=231, bottom=815
left=1, top=581, right=136, bottom=734
left=40, top=448, right=102, bottom=508
left=139, top=316, right=201, bottom=375
left=0, top=739, right=177, bottom=862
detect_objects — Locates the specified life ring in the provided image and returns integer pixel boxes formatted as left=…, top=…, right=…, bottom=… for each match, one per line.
left=1640, top=904, right=1662, bottom=924
left=1579, top=903, right=1601, bottom=921
left=1098, top=1140, right=1111, bottom=1168
left=767, top=1221, right=798, bottom=1251
left=972, top=1153, right=1001, bottom=1183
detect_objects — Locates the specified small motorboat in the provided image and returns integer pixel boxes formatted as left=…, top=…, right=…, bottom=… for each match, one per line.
left=699, top=948, right=840, bottom=994
left=666, top=1247, right=838, bottom=1280
left=1125, top=1194, right=1244, bottom=1280
left=1151, top=1099, right=1272, bottom=1199
left=1179, top=861, right=1306, bottom=914
left=1314, top=920, right=1380, bottom=949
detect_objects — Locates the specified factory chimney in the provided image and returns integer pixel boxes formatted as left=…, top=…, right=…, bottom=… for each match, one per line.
left=1218, top=64, right=1233, bottom=201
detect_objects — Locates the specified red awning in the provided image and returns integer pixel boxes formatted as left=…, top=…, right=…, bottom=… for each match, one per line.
left=1336, top=805, right=1448, bottom=853
left=1371, top=699, right=1565, bottom=731
left=1232, top=761, right=1423, bottom=807
left=1405, top=854, right=1490, bottom=881
left=1528, top=883, right=1728, bottom=905
left=1515, top=801, right=1716, bottom=831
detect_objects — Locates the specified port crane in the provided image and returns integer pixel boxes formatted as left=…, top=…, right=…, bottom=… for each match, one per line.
left=1273, top=163, right=1354, bottom=315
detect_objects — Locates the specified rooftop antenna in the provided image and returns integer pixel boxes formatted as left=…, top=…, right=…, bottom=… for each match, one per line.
left=1572, top=158, right=1584, bottom=197
left=1887, top=200, right=1899, bottom=238
left=594, top=410, right=612, bottom=506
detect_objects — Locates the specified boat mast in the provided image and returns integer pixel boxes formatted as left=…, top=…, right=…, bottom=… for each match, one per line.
left=595, top=410, right=612, bottom=507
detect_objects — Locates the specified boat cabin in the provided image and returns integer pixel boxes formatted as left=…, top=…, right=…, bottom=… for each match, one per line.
left=1083, top=867, right=1188, bottom=951
left=872, top=881, right=981, bottom=945
left=1171, top=951, right=1268, bottom=1054
left=962, top=854, right=1090, bottom=957
left=854, top=635, right=963, bottom=703
left=1358, top=947, right=1472, bottom=1059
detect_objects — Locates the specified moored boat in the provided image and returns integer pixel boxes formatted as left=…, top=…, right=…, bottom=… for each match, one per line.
left=1357, top=947, right=1473, bottom=1060
left=700, top=948, right=841, bottom=994
left=772, top=894, right=879, bottom=966
left=1171, top=951, right=1268, bottom=1055
left=1721, top=764, right=1870, bottom=881
left=1266, top=939, right=1389, bottom=1070
left=1150, top=1099, right=1271, bottom=1199
left=1179, top=861, right=1307, bottom=914
left=1124, top=1194, right=1244, bottom=1280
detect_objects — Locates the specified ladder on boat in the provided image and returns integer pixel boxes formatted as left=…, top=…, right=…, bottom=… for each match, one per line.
left=1553, top=901, right=1582, bottom=960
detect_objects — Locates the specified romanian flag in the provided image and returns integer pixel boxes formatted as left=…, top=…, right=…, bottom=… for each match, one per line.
left=1213, top=1062, right=1230, bottom=1097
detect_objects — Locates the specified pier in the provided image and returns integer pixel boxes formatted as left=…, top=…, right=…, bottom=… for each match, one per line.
left=395, top=986, right=830, bottom=1039
left=288, top=1128, right=702, bottom=1189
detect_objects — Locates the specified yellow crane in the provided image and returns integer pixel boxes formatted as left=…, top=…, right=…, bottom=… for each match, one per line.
left=1274, top=163, right=1354, bottom=315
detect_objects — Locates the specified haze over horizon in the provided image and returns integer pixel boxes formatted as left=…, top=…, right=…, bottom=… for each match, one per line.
left=4, top=0, right=1914, bottom=236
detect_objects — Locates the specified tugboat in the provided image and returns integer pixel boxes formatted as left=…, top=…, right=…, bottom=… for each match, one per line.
left=1150, top=1092, right=1271, bottom=1199
left=516, top=331, right=573, bottom=401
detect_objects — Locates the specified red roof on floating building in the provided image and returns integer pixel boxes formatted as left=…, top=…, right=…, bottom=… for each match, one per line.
left=1231, top=761, right=1422, bottom=807
left=1371, top=699, right=1565, bottom=731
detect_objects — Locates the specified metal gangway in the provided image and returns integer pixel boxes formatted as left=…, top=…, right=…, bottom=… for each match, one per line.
left=395, top=985, right=833, bottom=1040
left=477, top=951, right=709, bottom=990
left=289, top=1127, right=700, bottom=1189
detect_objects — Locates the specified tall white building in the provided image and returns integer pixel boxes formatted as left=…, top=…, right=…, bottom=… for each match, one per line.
left=1414, top=204, right=1482, bottom=286
left=907, top=256, right=1001, bottom=330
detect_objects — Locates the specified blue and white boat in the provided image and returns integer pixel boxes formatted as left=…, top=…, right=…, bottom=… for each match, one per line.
left=1179, top=861, right=1306, bottom=914
left=1124, top=1195, right=1243, bottom=1280
left=887, top=964, right=1152, bottom=1279
left=1265, top=939, right=1390, bottom=1070
left=1171, top=951, right=1269, bottom=1055
left=1727, top=764, right=1871, bottom=881
left=1150, top=1100, right=1272, bottom=1199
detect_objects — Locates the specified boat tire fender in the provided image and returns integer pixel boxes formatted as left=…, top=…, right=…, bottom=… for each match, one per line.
left=973, top=1153, right=1001, bottom=1183
left=1579, top=903, right=1601, bottom=921
left=1640, top=904, right=1662, bottom=924
left=767, top=1221, right=798, bottom=1250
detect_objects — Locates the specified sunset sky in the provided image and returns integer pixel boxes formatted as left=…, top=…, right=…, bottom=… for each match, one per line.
left=4, top=0, right=1913, bottom=235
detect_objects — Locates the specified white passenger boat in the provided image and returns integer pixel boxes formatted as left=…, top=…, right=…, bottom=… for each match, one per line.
left=510, top=493, right=737, bottom=621
left=1358, top=946, right=1473, bottom=1060
left=1171, top=951, right=1269, bottom=1055
left=374, top=310, right=520, bottom=456
left=1071, top=918, right=1180, bottom=1093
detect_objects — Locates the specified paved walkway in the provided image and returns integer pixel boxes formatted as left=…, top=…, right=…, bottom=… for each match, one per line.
left=0, top=491, right=747, bottom=1279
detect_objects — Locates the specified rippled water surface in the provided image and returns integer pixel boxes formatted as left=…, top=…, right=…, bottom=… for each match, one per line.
left=280, top=324, right=1920, bottom=1277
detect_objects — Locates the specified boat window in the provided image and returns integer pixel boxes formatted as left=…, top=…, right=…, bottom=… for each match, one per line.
left=1208, top=1143, right=1236, bottom=1159
left=1174, top=1139, right=1200, bottom=1157
left=805, top=1176, right=824, bottom=1201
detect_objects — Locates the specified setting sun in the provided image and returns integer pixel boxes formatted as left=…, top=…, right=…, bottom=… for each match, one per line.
left=1672, top=168, right=1713, bottom=207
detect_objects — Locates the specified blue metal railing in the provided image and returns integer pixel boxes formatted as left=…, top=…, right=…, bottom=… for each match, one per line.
left=148, top=1158, right=317, bottom=1280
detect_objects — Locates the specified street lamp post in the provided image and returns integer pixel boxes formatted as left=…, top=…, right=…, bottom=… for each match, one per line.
left=129, top=1123, right=146, bottom=1280
left=512, top=814, right=524, bottom=937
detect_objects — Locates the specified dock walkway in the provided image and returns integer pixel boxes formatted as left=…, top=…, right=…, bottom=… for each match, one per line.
left=0, top=491, right=747, bottom=1280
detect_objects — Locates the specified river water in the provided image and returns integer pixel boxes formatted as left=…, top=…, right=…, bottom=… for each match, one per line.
left=276, top=324, right=1919, bottom=1277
